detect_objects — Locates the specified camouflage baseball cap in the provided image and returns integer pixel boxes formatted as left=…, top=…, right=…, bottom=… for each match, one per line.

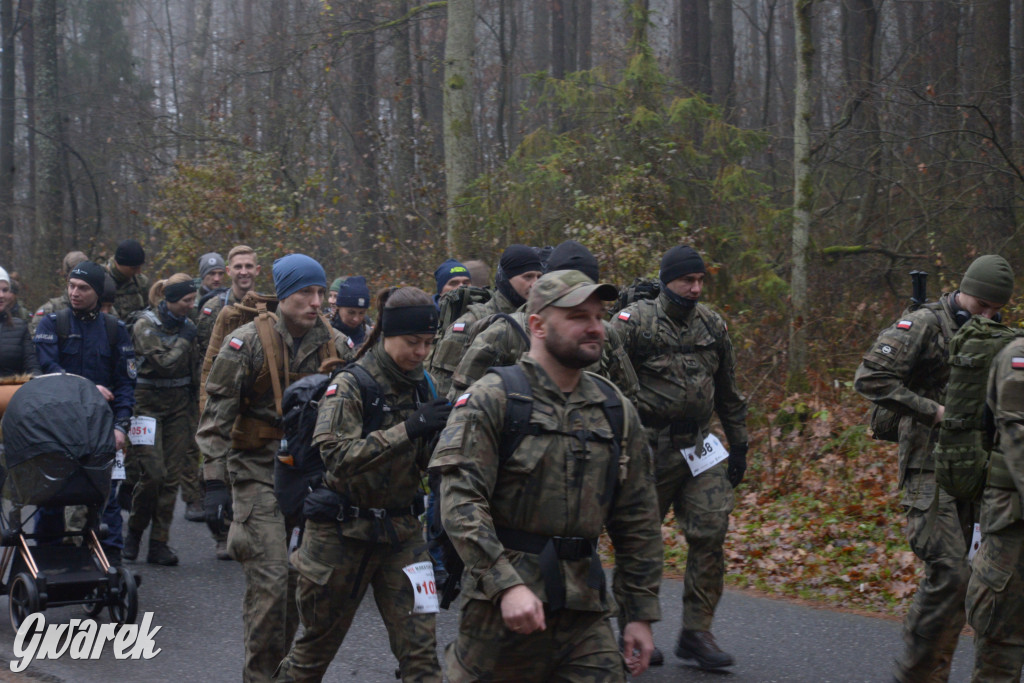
left=527, top=269, right=618, bottom=315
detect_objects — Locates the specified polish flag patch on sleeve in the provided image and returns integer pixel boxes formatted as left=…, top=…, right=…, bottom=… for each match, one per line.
left=455, top=393, right=471, bottom=408
left=897, top=320, right=913, bottom=330
left=617, top=311, right=631, bottom=321
left=202, top=307, right=213, bottom=316
left=346, top=337, right=355, bottom=349
left=453, top=322, right=466, bottom=332
left=1012, top=357, right=1024, bottom=370
left=325, top=384, right=338, bottom=397
left=228, top=337, right=244, bottom=350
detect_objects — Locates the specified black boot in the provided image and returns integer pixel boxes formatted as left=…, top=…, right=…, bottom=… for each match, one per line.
left=147, top=540, right=179, bottom=566
left=123, top=530, right=142, bottom=562
left=675, top=630, right=735, bottom=670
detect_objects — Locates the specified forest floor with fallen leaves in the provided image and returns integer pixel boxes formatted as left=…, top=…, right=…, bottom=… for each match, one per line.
left=605, top=385, right=924, bottom=618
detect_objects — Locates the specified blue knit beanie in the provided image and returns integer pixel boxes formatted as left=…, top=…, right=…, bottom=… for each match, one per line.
left=434, top=258, right=471, bottom=294
left=273, top=254, right=327, bottom=300
left=336, top=276, right=371, bottom=309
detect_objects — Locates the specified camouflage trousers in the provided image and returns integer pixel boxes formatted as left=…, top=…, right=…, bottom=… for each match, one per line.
left=274, top=521, right=440, bottom=683
left=655, top=455, right=734, bottom=632
left=966, top=518, right=1024, bottom=682
left=126, top=390, right=189, bottom=543
left=228, top=479, right=299, bottom=683
left=178, top=400, right=202, bottom=506
left=446, top=599, right=626, bottom=682
left=896, top=471, right=972, bottom=683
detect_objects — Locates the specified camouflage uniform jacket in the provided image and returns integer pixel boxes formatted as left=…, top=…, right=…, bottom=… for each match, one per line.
left=30, top=294, right=69, bottom=334
left=197, top=315, right=353, bottom=486
left=854, top=293, right=957, bottom=482
left=427, top=289, right=518, bottom=396
left=9, top=302, right=30, bottom=323
left=312, top=346, right=437, bottom=543
left=132, top=308, right=200, bottom=390
left=448, top=311, right=639, bottom=403
left=981, top=338, right=1024, bottom=534
left=195, top=288, right=241, bottom=358
left=611, top=294, right=747, bottom=450
left=431, top=357, right=663, bottom=623
left=104, top=257, right=149, bottom=323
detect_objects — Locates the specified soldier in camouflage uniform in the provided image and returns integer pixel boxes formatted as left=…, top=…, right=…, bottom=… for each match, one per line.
left=198, top=254, right=353, bottom=683
left=611, top=246, right=747, bottom=669
left=855, top=254, right=1014, bottom=683
left=197, top=246, right=261, bottom=357
left=29, top=250, right=89, bottom=334
left=432, top=270, right=663, bottom=682
left=967, top=336, right=1024, bottom=682
left=104, top=239, right=149, bottom=323
left=275, top=287, right=447, bottom=683
left=123, top=274, right=201, bottom=566
left=428, top=245, right=542, bottom=396
left=448, top=241, right=639, bottom=403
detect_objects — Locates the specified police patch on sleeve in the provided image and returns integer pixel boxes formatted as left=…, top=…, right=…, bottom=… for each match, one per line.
left=896, top=320, right=913, bottom=330
left=126, top=358, right=138, bottom=379
left=229, top=337, right=244, bottom=350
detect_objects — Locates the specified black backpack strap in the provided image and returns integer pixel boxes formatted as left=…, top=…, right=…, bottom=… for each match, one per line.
left=487, top=365, right=541, bottom=463
left=488, top=313, right=530, bottom=346
left=55, top=307, right=72, bottom=344
left=340, top=363, right=384, bottom=438
left=102, top=313, right=120, bottom=355
left=589, top=374, right=625, bottom=508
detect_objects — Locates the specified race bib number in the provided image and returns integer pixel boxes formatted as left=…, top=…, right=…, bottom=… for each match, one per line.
left=112, top=450, right=126, bottom=480
left=968, top=522, right=982, bottom=562
left=681, top=433, right=729, bottom=477
left=403, top=561, right=439, bottom=614
left=129, top=416, right=157, bottom=446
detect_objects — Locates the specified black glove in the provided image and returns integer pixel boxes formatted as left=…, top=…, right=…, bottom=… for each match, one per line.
left=405, top=398, right=453, bottom=440
left=727, top=443, right=748, bottom=488
left=204, top=479, right=233, bottom=536
left=180, top=323, right=198, bottom=344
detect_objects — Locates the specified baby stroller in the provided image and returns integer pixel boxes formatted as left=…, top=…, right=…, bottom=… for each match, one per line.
left=0, top=373, right=138, bottom=630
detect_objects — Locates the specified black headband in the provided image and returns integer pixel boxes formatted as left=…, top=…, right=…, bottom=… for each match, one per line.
left=381, top=305, right=438, bottom=337
left=164, top=280, right=197, bottom=303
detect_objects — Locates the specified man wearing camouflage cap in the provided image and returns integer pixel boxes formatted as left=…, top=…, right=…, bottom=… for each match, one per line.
left=432, top=269, right=663, bottom=681
left=611, top=245, right=748, bottom=669
left=856, top=254, right=1014, bottom=683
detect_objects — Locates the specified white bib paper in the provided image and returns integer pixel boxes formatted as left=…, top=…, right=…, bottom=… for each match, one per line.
left=112, top=450, right=126, bottom=481
left=403, top=561, right=440, bottom=614
left=968, top=522, right=982, bottom=562
left=129, top=416, right=157, bottom=446
left=682, top=433, right=730, bottom=477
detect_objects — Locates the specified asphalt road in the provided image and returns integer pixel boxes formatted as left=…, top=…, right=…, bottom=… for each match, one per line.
left=0, top=501, right=981, bottom=682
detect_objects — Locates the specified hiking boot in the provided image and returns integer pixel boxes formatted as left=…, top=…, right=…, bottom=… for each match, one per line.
left=215, top=539, right=231, bottom=561
left=675, top=630, right=734, bottom=669
left=123, top=530, right=142, bottom=562
left=104, top=545, right=122, bottom=567
left=184, top=501, right=205, bottom=523
left=147, top=541, right=179, bottom=566
left=618, top=636, right=664, bottom=667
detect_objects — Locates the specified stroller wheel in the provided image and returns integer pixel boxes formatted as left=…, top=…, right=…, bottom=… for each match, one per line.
left=9, top=572, right=39, bottom=630
left=107, top=567, right=138, bottom=625
left=82, top=586, right=104, bottom=618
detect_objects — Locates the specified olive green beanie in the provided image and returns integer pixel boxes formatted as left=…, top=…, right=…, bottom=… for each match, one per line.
left=329, top=277, right=343, bottom=293
left=960, top=255, right=1015, bottom=305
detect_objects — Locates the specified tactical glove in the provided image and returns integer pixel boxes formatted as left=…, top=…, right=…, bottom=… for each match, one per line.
left=204, top=479, right=233, bottom=536
left=727, top=443, right=748, bottom=488
left=405, top=398, right=453, bottom=440
left=179, top=323, right=198, bottom=344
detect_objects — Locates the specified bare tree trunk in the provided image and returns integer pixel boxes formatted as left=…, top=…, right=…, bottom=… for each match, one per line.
left=577, top=0, right=591, bottom=70
left=443, top=0, right=476, bottom=254
left=34, top=0, right=62, bottom=271
left=974, top=0, right=1014, bottom=235
left=841, top=0, right=879, bottom=240
left=789, top=0, right=813, bottom=391
left=551, top=0, right=566, bottom=79
left=183, top=0, right=213, bottom=157
left=393, top=0, right=415, bottom=200
left=350, top=0, right=379, bottom=255
left=20, top=0, right=34, bottom=216
left=709, top=0, right=734, bottom=114
left=678, top=0, right=710, bottom=94
left=1, top=0, right=15, bottom=256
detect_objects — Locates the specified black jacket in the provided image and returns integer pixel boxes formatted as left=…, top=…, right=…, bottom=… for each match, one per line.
left=0, top=314, right=40, bottom=377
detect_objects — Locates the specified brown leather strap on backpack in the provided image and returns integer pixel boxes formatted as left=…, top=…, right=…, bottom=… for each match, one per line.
left=253, top=302, right=286, bottom=416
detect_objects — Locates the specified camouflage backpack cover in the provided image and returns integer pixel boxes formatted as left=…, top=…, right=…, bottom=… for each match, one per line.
left=436, top=285, right=492, bottom=335
left=934, top=315, right=1024, bottom=501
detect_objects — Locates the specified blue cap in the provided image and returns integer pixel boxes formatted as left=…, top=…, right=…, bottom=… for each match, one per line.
left=273, top=254, right=327, bottom=300
left=434, top=258, right=471, bottom=295
left=336, top=276, right=371, bottom=309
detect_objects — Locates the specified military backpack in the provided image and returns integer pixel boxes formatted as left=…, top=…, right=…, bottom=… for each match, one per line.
left=611, top=277, right=661, bottom=315
left=436, top=285, right=492, bottom=336
left=934, top=315, right=1024, bottom=501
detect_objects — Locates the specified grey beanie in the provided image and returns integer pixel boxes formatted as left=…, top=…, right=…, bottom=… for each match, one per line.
left=198, top=252, right=226, bottom=280
left=961, top=255, right=1014, bottom=305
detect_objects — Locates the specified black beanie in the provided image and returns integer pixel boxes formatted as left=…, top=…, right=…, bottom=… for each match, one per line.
left=115, top=239, right=146, bottom=267
left=659, top=246, right=705, bottom=285
left=547, top=240, right=600, bottom=282
left=68, top=261, right=108, bottom=297
left=499, top=244, right=543, bottom=280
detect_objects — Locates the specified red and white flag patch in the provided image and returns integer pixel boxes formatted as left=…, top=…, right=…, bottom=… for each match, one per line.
left=325, top=384, right=338, bottom=397
left=34, top=308, right=44, bottom=316
left=453, top=322, right=466, bottom=332
left=617, top=311, right=631, bottom=321
left=229, top=337, right=244, bottom=350
left=1012, top=357, right=1024, bottom=370
left=455, top=393, right=471, bottom=408
left=202, top=307, right=213, bottom=316
left=346, top=337, right=355, bottom=348
left=897, top=320, right=913, bottom=330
